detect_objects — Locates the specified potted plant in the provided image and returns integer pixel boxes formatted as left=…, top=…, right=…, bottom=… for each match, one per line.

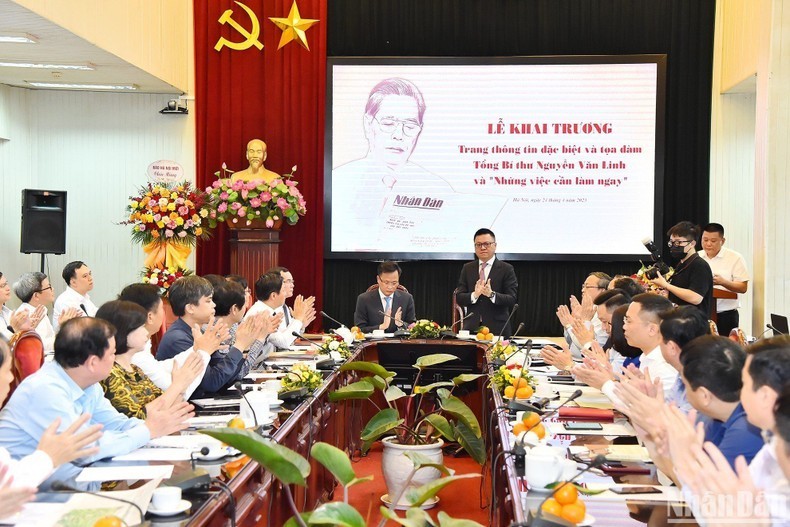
left=200, top=429, right=484, bottom=527
left=328, top=354, right=486, bottom=508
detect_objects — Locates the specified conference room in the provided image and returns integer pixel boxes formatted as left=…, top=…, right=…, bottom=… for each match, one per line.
left=1, top=0, right=788, bottom=525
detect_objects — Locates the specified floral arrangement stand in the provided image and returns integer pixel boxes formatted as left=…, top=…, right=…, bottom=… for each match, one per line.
left=227, top=222, right=282, bottom=292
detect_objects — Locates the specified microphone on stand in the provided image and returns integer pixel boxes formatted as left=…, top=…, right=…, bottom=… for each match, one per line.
left=440, top=311, right=477, bottom=338
left=493, top=330, right=528, bottom=367
left=190, top=446, right=211, bottom=469
left=495, top=303, right=519, bottom=341
left=234, top=381, right=261, bottom=434
left=319, top=310, right=348, bottom=329
left=512, top=389, right=584, bottom=477
left=527, top=455, right=608, bottom=527
left=50, top=481, right=148, bottom=526
left=375, top=310, right=410, bottom=338
left=767, top=323, right=786, bottom=336
left=292, top=332, right=337, bottom=369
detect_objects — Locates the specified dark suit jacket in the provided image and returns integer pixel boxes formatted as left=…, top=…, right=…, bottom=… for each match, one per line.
left=455, top=258, right=518, bottom=337
left=353, top=289, right=416, bottom=333
left=156, top=318, right=243, bottom=398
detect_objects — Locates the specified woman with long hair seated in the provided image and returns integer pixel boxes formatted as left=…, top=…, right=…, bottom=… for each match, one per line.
left=95, top=300, right=203, bottom=419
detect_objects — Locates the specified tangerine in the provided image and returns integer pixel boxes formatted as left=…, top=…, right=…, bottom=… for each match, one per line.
left=532, top=422, right=547, bottom=440
left=560, top=502, right=586, bottom=524
left=480, top=326, right=490, bottom=335
left=511, top=377, right=529, bottom=389
left=504, top=385, right=516, bottom=398
left=93, top=517, right=123, bottom=527
left=227, top=416, right=245, bottom=429
left=553, top=481, right=579, bottom=505
left=540, top=498, right=562, bottom=516
left=512, top=422, right=528, bottom=435
left=522, top=411, right=541, bottom=428
left=484, top=333, right=493, bottom=341
left=515, top=385, right=534, bottom=399
left=476, top=332, right=486, bottom=340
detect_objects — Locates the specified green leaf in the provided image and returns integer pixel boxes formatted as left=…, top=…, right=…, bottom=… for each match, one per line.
left=311, top=442, right=356, bottom=486
left=328, top=380, right=375, bottom=402
left=307, top=502, right=366, bottom=527
left=404, top=474, right=481, bottom=506
left=439, top=395, right=482, bottom=437
left=385, top=385, right=408, bottom=402
left=404, top=451, right=452, bottom=476
left=423, top=414, right=454, bottom=442
left=283, top=512, right=312, bottom=527
left=339, top=361, right=395, bottom=379
left=228, top=191, right=238, bottom=200
left=413, top=381, right=454, bottom=394
left=414, top=353, right=459, bottom=369
left=453, top=421, right=487, bottom=465
left=436, top=388, right=451, bottom=400
left=200, top=428, right=309, bottom=486
left=360, top=408, right=403, bottom=443
left=437, top=511, right=486, bottom=527
left=379, top=507, right=436, bottom=527
left=369, top=375, right=387, bottom=391
left=451, top=373, right=486, bottom=386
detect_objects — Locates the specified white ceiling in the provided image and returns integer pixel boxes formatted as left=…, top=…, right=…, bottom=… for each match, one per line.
left=0, top=0, right=181, bottom=93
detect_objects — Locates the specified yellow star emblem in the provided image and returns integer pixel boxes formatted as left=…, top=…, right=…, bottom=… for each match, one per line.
left=268, top=1, right=319, bottom=51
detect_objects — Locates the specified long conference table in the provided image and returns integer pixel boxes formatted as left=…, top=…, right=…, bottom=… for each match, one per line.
left=37, top=338, right=695, bottom=526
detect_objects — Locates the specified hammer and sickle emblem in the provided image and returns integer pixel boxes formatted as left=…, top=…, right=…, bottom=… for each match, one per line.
left=214, top=1, right=263, bottom=52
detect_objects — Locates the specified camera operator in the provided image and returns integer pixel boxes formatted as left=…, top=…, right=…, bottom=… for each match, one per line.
left=648, top=221, right=713, bottom=317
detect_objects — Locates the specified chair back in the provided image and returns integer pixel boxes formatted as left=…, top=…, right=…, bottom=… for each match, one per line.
left=366, top=284, right=409, bottom=293
left=7, top=330, right=44, bottom=398
left=708, top=320, right=719, bottom=336
left=728, top=327, right=747, bottom=347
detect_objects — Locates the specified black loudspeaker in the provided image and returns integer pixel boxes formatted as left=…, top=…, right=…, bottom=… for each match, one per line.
left=20, top=189, right=67, bottom=254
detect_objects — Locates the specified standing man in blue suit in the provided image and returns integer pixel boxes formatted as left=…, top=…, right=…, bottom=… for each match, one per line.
left=455, top=228, right=518, bottom=337
left=354, top=261, right=416, bottom=333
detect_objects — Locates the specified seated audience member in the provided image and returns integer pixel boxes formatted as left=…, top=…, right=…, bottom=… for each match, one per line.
left=53, top=261, right=98, bottom=331
left=680, top=335, right=764, bottom=466
left=649, top=221, right=713, bottom=316
left=608, top=304, right=643, bottom=370
left=120, top=283, right=213, bottom=399
left=557, top=272, right=611, bottom=357
left=608, top=276, right=646, bottom=297
left=202, top=274, right=226, bottom=289
left=157, top=276, right=259, bottom=397
left=0, top=318, right=192, bottom=488
left=574, top=293, right=677, bottom=403
left=226, top=274, right=253, bottom=310
left=96, top=301, right=204, bottom=419
left=1, top=272, right=46, bottom=341
left=247, top=271, right=316, bottom=349
left=0, top=338, right=102, bottom=491
left=212, top=281, right=281, bottom=378
left=354, top=261, right=416, bottom=333
left=12, top=272, right=80, bottom=355
left=657, top=306, right=711, bottom=412
left=699, top=223, right=750, bottom=336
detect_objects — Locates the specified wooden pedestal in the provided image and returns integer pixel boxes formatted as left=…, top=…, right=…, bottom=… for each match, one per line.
left=228, top=227, right=281, bottom=290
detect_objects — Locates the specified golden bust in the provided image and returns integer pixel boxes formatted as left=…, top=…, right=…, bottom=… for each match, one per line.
left=231, top=138, right=280, bottom=184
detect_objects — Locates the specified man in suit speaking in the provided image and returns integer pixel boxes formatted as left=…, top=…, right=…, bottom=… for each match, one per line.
left=354, top=261, right=416, bottom=333
left=455, top=228, right=519, bottom=337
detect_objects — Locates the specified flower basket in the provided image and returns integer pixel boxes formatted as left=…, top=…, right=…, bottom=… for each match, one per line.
left=407, top=319, right=446, bottom=339
left=225, top=217, right=284, bottom=231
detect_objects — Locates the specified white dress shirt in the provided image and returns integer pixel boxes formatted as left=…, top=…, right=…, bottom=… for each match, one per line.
left=1, top=305, right=13, bottom=340
left=699, top=247, right=750, bottom=312
left=131, top=340, right=210, bottom=399
left=245, top=300, right=302, bottom=349
left=601, top=345, right=678, bottom=405
left=53, top=287, right=98, bottom=332
left=0, top=446, right=53, bottom=489
left=17, top=303, right=56, bottom=355
left=471, top=256, right=496, bottom=304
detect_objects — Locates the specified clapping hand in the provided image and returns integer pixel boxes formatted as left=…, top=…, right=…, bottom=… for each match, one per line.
left=571, top=318, right=596, bottom=348
left=540, top=341, right=573, bottom=371
left=555, top=304, right=574, bottom=328
left=474, top=279, right=487, bottom=298
left=192, top=317, right=228, bottom=354
left=58, top=307, right=82, bottom=325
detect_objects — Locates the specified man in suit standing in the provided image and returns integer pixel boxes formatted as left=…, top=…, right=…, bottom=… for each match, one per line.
left=455, top=228, right=518, bottom=337
left=354, top=261, right=416, bottom=333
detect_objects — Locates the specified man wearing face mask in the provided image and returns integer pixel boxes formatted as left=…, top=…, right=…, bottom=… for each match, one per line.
left=649, top=221, right=713, bottom=316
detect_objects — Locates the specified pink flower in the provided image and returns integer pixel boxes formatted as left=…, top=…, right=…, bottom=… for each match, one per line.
left=288, top=186, right=300, bottom=197
left=185, top=219, right=194, bottom=228
left=148, top=199, right=157, bottom=208
left=165, top=229, right=174, bottom=238
left=265, top=218, right=274, bottom=228
left=176, top=197, right=185, bottom=205
left=153, top=214, right=162, bottom=222
left=261, top=192, right=272, bottom=202
left=177, top=231, right=187, bottom=238
left=237, top=208, right=246, bottom=217
left=212, top=180, right=222, bottom=189
left=220, top=192, right=229, bottom=200
left=231, top=180, right=244, bottom=191
left=250, top=198, right=262, bottom=208
left=218, top=202, right=228, bottom=213
left=221, top=162, right=227, bottom=170
left=138, top=224, right=146, bottom=231
left=271, top=179, right=283, bottom=187
left=178, top=206, right=189, bottom=216
left=298, top=198, right=306, bottom=208
left=286, top=180, right=296, bottom=187
left=167, top=221, right=177, bottom=229
left=241, top=189, right=249, bottom=200
left=210, top=210, right=216, bottom=218
left=230, top=202, right=242, bottom=210
left=277, top=198, right=289, bottom=211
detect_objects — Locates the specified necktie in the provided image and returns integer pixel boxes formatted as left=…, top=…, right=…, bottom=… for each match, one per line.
left=384, top=296, right=392, bottom=314
left=479, top=262, right=487, bottom=282
left=283, top=306, right=291, bottom=325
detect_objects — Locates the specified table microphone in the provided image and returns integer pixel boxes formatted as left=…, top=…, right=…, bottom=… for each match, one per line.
left=494, top=303, right=519, bottom=342
left=512, top=389, right=583, bottom=477
left=527, top=455, right=607, bottom=527
left=292, top=332, right=337, bottom=369
left=319, top=310, right=348, bottom=329
left=439, top=311, right=477, bottom=338
left=493, top=331, right=528, bottom=367
left=234, top=381, right=261, bottom=434
left=767, top=323, right=786, bottom=335
left=190, top=446, right=211, bottom=469
left=50, top=481, right=148, bottom=526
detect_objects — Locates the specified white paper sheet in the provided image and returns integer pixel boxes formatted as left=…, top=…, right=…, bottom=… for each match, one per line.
left=148, top=434, right=222, bottom=449
left=0, top=502, right=66, bottom=526
left=75, top=464, right=173, bottom=482
left=112, top=447, right=193, bottom=461
left=244, top=371, right=285, bottom=380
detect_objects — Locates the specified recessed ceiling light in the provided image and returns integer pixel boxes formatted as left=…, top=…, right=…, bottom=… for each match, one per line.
left=0, top=61, right=94, bottom=70
left=26, top=81, right=138, bottom=91
left=0, top=33, right=38, bottom=44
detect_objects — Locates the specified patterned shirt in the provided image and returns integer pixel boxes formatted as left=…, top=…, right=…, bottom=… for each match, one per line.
left=100, top=362, right=163, bottom=419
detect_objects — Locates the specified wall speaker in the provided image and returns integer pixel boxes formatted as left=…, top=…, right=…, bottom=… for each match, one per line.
left=20, top=189, right=67, bottom=254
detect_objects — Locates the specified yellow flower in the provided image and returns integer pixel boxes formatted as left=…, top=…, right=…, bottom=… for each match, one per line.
left=156, top=221, right=165, bottom=228
left=175, top=217, right=184, bottom=226
left=167, top=202, right=176, bottom=211
left=169, top=212, right=179, bottom=220
left=129, top=200, right=139, bottom=209
left=199, top=209, right=209, bottom=218
left=192, top=214, right=200, bottom=222
left=195, top=227, right=203, bottom=236
left=160, top=190, right=170, bottom=198
left=185, top=200, right=194, bottom=208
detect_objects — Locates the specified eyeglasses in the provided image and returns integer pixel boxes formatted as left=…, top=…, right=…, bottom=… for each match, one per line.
left=581, top=285, right=603, bottom=290
left=667, top=240, right=692, bottom=248
left=474, top=242, right=496, bottom=249
left=283, top=279, right=294, bottom=284
left=379, top=280, right=399, bottom=287
left=36, top=286, right=53, bottom=293
left=0, top=282, right=8, bottom=288
left=373, top=117, right=422, bottom=137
